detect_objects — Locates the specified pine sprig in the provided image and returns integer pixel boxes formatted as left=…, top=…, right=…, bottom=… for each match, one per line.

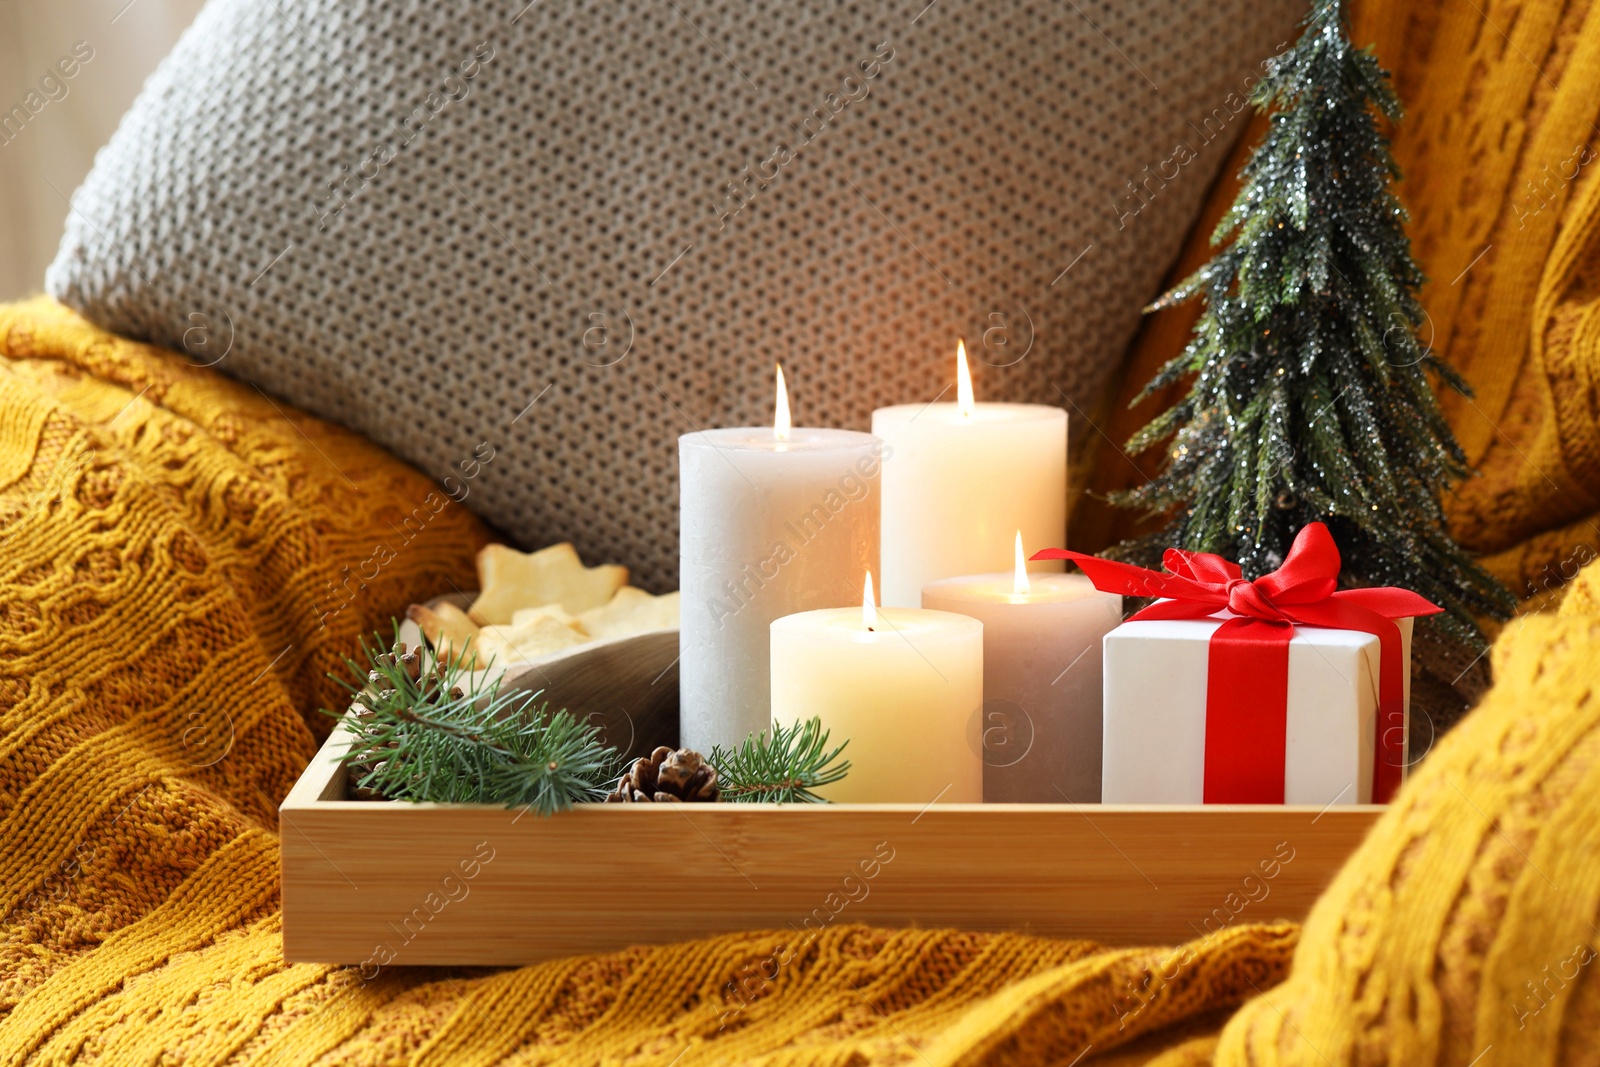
left=710, top=718, right=851, bottom=804
left=324, top=624, right=620, bottom=814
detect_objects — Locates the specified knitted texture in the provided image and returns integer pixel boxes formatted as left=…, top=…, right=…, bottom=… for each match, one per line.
left=0, top=296, right=488, bottom=1056
left=44, top=0, right=1301, bottom=591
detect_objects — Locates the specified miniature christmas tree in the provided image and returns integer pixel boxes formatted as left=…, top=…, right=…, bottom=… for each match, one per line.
left=1113, top=0, right=1514, bottom=659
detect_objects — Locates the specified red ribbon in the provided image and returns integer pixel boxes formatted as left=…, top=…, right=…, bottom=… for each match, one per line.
left=1032, top=523, right=1440, bottom=804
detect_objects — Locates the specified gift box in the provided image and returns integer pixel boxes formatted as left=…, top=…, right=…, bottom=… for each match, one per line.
left=1101, top=612, right=1413, bottom=805
left=1032, top=523, right=1438, bottom=806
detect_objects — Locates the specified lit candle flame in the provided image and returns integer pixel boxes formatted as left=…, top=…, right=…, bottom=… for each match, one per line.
left=863, top=571, right=877, bottom=630
left=774, top=363, right=791, bottom=441
left=1013, top=530, right=1030, bottom=596
left=956, top=339, right=975, bottom=418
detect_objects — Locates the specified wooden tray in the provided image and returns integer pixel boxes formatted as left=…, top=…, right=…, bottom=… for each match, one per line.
left=280, top=724, right=1381, bottom=966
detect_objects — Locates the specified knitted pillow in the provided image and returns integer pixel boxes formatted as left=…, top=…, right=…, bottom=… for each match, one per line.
left=48, top=0, right=1300, bottom=590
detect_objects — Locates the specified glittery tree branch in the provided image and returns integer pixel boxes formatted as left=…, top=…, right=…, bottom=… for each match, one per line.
left=1112, top=0, right=1515, bottom=656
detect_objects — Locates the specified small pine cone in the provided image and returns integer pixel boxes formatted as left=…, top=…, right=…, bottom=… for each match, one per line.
left=606, top=746, right=720, bottom=803
left=398, top=645, right=423, bottom=683
left=656, top=748, right=720, bottom=801
left=349, top=760, right=388, bottom=801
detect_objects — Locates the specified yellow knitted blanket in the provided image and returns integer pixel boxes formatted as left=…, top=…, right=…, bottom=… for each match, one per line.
left=1, top=299, right=1596, bottom=1066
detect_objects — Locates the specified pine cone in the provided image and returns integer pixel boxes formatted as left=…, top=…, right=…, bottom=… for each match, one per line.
left=365, top=642, right=425, bottom=697
left=606, top=746, right=720, bottom=803
left=344, top=639, right=463, bottom=801
left=349, top=759, right=388, bottom=801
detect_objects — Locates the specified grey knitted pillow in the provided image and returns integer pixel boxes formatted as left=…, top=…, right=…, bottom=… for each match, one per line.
left=49, top=0, right=1298, bottom=590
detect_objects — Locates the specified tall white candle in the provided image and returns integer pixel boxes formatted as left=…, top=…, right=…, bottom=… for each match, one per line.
left=871, top=341, right=1067, bottom=607
left=680, top=367, right=882, bottom=752
left=771, top=575, right=983, bottom=804
left=922, top=533, right=1122, bottom=803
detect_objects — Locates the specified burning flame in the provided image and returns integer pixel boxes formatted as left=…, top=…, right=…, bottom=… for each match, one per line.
left=863, top=572, right=877, bottom=631
left=774, top=363, right=791, bottom=441
left=956, top=339, right=975, bottom=418
left=1014, top=530, right=1030, bottom=596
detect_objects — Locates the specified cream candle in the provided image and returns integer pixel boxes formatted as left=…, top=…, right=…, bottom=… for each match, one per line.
left=922, top=533, right=1123, bottom=803
left=871, top=341, right=1067, bottom=607
left=771, top=574, right=983, bottom=804
left=679, top=366, right=882, bottom=752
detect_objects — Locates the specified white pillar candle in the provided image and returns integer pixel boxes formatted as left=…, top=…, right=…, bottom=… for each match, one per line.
left=871, top=341, right=1067, bottom=607
left=771, top=575, right=983, bottom=804
left=921, top=533, right=1123, bottom=803
left=680, top=366, right=882, bottom=753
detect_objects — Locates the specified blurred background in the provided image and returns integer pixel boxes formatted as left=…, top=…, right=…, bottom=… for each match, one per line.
left=0, top=0, right=202, bottom=300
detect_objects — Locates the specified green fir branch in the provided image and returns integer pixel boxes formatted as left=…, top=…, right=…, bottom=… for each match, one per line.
left=323, top=623, right=620, bottom=814
left=709, top=718, right=851, bottom=804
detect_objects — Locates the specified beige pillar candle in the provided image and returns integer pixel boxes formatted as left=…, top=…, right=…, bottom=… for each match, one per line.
left=679, top=366, right=882, bottom=752
left=771, top=575, right=983, bottom=804
left=871, top=341, right=1067, bottom=607
left=922, top=533, right=1123, bottom=803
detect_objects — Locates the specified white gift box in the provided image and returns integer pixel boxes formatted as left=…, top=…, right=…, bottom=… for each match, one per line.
left=1101, top=612, right=1413, bottom=805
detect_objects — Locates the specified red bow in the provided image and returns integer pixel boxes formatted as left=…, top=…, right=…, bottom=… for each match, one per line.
left=1033, top=523, right=1439, bottom=804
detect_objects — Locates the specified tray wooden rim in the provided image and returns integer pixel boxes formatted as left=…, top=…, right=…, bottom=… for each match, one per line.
left=281, top=720, right=1383, bottom=965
